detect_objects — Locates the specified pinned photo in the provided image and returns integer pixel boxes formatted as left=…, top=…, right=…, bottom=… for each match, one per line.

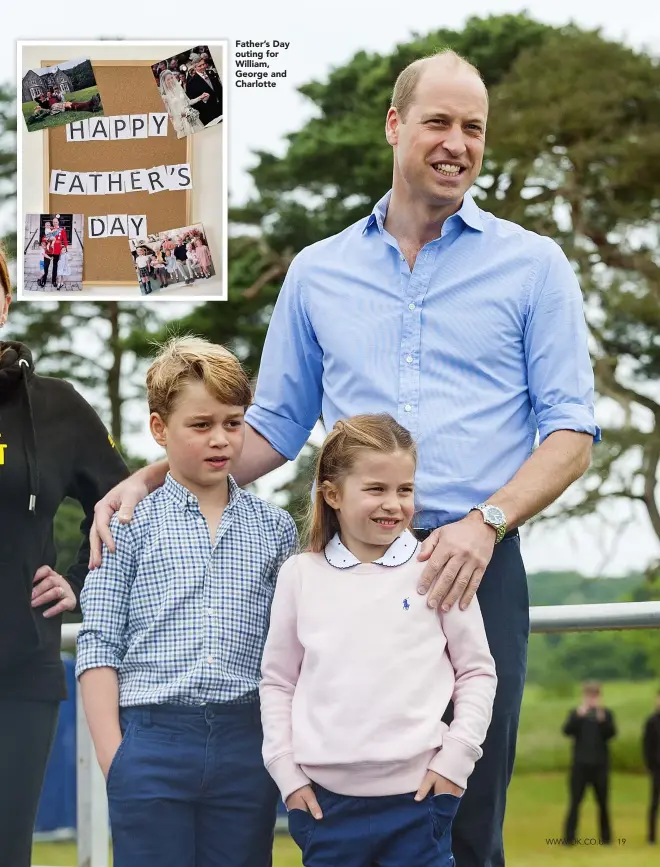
left=151, top=46, right=223, bottom=139
left=23, top=214, right=83, bottom=292
left=129, top=224, right=215, bottom=296
left=22, top=58, right=104, bottom=133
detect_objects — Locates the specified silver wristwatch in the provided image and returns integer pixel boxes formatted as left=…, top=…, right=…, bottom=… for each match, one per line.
left=470, top=503, right=507, bottom=543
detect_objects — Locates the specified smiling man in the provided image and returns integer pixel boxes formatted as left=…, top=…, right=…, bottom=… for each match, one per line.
left=92, top=50, right=599, bottom=867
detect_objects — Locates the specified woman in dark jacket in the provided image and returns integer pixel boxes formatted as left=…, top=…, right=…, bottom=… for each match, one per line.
left=0, top=247, right=129, bottom=866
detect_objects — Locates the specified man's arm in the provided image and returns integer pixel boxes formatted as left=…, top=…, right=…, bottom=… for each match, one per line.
left=90, top=253, right=322, bottom=564
left=562, top=710, right=580, bottom=737
left=419, top=238, right=598, bottom=609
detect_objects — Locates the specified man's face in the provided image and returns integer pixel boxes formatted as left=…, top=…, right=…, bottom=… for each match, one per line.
left=195, top=60, right=207, bottom=75
left=386, top=64, right=487, bottom=210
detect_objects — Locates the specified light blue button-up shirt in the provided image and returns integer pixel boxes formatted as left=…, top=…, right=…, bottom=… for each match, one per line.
left=246, top=190, right=600, bottom=528
left=76, top=474, right=298, bottom=706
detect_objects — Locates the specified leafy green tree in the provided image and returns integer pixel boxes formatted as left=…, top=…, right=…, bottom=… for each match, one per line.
left=0, top=81, right=17, bottom=257
left=6, top=301, right=165, bottom=446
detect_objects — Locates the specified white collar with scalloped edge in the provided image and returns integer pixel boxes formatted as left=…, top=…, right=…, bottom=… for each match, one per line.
left=324, top=529, right=419, bottom=569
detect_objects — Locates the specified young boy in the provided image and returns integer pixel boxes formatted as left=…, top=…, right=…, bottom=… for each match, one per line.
left=76, top=337, right=298, bottom=867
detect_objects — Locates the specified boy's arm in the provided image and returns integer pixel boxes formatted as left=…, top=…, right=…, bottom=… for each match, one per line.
left=79, top=668, right=121, bottom=778
left=428, top=599, right=498, bottom=790
left=563, top=710, right=580, bottom=736
left=76, top=514, right=135, bottom=777
left=259, top=556, right=310, bottom=802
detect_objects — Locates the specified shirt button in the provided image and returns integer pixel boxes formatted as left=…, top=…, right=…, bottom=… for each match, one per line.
left=406, top=355, right=413, bottom=364
left=207, top=656, right=213, bottom=665
left=404, top=404, right=412, bottom=412
left=408, top=302, right=416, bottom=311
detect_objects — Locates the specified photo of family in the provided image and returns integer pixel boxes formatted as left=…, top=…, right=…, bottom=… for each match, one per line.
left=21, top=57, right=104, bottom=133
left=151, top=46, right=223, bottom=139
left=22, top=213, right=84, bottom=292
left=129, top=223, right=215, bottom=296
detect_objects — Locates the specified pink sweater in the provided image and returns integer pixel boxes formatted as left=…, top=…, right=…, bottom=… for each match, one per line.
left=259, top=547, right=497, bottom=801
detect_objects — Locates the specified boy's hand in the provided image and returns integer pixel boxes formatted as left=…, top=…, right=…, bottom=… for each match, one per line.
left=414, top=770, right=464, bottom=801
left=96, top=737, right=123, bottom=779
left=286, top=785, right=323, bottom=819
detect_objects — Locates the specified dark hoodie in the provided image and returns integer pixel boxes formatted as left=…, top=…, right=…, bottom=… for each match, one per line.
left=0, top=341, right=128, bottom=700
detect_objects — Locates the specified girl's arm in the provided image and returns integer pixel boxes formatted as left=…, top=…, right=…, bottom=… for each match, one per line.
left=429, top=599, right=498, bottom=790
left=259, top=555, right=311, bottom=802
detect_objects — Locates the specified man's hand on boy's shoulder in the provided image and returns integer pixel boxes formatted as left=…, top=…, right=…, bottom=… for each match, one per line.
left=89, top=469, right=154, bottom=568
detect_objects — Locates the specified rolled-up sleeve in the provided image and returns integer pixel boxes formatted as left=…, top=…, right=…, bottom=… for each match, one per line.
left=524, top=239, right=601, bottom=444
left=75, top=516, right=135, bottom=677
left=245, top=255, right=324, bottom=461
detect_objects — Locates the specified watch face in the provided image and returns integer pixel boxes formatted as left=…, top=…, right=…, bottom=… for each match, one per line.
left=485, top=506, right=505, bottom=526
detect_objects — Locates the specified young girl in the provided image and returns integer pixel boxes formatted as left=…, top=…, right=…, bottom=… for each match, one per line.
left=38, top=221, right=52, bottom=288
left=260, top=413, right=497, bottom=867
left=134, top=246, right=153, bottom=295
left=151, top=248, right=168, bottom=289
left=194, top=236, right=212, bottom=278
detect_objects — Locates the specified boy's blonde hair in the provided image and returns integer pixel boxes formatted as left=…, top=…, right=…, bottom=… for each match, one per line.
left=146, top=337, right=252, bottom=420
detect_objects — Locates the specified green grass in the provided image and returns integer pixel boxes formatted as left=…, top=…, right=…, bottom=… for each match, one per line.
left=517, top=680, right=656, bottom=773
left=22, top=87, right=102, bottom=132
left=32, top=679, right=659, bottom=865
left=32, top=772, right=656, bottom=866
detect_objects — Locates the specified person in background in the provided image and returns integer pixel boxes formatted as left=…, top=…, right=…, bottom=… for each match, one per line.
left=0, top=244, right=128, bottom=867
left=77, top=338, right=298, bottom=867
left=38, top=215, right=67, bottom=289
left=562, top=681, right=616, bottom=845
left=643, top=689, right=660, bottom=844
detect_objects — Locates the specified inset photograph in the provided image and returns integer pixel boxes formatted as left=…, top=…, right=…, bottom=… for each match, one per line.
left=22, top=58, right=104, bottom=133
left=23, top=213, right=84, bottom=292
left=129, top=223, right=215, bottom=296
left=151, top=46, right=223, bottom=138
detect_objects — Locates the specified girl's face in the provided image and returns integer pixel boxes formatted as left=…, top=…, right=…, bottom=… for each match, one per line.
left=323, top=449, right=416, bottom=561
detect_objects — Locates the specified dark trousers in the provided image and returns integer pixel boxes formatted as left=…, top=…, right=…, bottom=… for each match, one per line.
left=649, top=770, right=660, bottom=843
left=419, top=532, right=528, bottom=867
left=288, top=784, right=461, bottom=866
left=0, top=699, right=59, bottom=867
left=564, top=763, right=611, bottom=843
left=42, top=254, right=60, bottom=285
left=107, top=700, right=279, bottom=867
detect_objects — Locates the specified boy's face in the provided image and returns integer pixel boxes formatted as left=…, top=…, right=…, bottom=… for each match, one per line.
left=150, top=380, right=245, bottom=494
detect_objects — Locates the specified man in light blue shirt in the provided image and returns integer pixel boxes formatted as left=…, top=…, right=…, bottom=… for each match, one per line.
left=93, top=50, right=598, bottom=866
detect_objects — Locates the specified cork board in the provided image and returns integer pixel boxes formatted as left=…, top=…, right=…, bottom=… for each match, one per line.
left=43, top=60, right=192, bottom=285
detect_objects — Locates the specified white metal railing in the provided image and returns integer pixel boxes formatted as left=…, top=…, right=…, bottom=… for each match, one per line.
left=43, top=602, right=660, bottom=867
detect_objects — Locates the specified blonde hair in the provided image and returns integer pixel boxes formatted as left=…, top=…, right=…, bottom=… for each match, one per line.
left=306, top=413, right=417, bottom=553
left=391, top=49, right=486, bottom=121
left=146, top=336, right=252, bottom=420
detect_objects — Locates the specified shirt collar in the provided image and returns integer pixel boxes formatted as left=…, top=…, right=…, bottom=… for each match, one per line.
left=162, top=471, right=241, bottom=514
left=362, top=188, right=483, bottom=235
left=324, top=528, right=419, bottom=569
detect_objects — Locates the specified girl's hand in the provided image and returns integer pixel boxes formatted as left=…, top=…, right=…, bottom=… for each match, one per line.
left=286, top=785, right=323, bottom=819
left=414, top=770, right=464, bottom=801
left=32, top=566, right=76, bottom=617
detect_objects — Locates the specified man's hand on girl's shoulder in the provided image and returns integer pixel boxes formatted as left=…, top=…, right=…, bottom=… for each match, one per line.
left=286, top=784, right=323, bottom=819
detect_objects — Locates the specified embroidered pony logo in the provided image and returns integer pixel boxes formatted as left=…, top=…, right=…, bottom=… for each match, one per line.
left=403, top=598, right=410, bottom=611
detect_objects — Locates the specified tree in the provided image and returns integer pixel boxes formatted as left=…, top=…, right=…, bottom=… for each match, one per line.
left=6, top=301, right=164, bottom=446
left=0, top=81, right=17, bottom=257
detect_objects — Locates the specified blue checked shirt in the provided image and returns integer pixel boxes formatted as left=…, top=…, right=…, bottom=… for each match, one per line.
left=246, top=190, right=600, bottom=529
left=76, top=474, right=298, bottom=706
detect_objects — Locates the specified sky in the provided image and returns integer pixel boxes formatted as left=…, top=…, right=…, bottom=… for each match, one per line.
left=3, top=1, right=660, bottom=577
